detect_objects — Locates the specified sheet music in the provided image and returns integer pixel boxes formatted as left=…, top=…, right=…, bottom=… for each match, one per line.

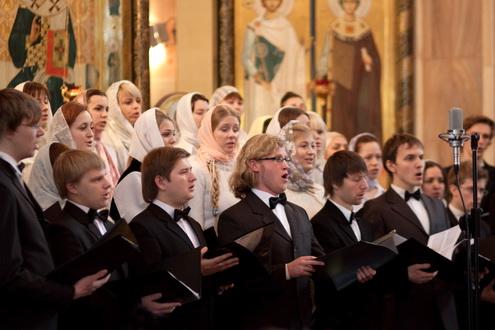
left=427, top=225, right=462, bottom=260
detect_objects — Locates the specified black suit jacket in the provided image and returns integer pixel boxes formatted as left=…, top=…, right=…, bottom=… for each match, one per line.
left=217, top=191, right=324, bottom=330
left=311, top=200, right=380, bottom=330
left=46, top=201, right=129, bottom=330
left=0, top=158, right=73, bottom=330
left=359, top=188, right=459, bottom=330
left=130, top=203, right=208, bottom=330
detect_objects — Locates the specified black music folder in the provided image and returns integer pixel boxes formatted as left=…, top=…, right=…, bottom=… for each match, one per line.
left=318, top=230, right=399, bottom=291
left=138, top=247, right=202, bottom=304
left=204, top=223, right=273, bottom=285
left=48, top=220, right=140, bottom=285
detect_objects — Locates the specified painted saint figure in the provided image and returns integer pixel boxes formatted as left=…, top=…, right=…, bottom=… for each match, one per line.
left=242, top=0, right=306, bottom=130
left=317, top=0, right=382, bottom=141
left=7, top=0, right=77, bottom=111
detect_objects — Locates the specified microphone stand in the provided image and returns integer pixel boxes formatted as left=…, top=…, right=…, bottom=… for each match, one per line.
left=470, top=132, right=481, bottom=330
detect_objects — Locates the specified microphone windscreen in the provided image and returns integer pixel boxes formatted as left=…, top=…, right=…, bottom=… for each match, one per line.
left=449, top=107, right=463, bottom=131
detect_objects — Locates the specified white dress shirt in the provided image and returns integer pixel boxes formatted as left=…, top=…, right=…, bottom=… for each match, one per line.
left=252, top=188, right=291, bottom=238
left=391, top=184, right=430, bottom=234
left=153, top=199, right=200, bottom=248
left=69, top=200, right=107, bottom=236
left=329, top=198, right=361, bottom=241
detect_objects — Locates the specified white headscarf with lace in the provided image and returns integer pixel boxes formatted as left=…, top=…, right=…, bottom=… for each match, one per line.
left=128, top=108, right=165, bottom=162
left=176, top=92, right=206, bottom=152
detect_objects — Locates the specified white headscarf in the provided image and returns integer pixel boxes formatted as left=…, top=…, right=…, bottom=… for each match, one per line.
left=128, top=108, right=164, bottom=162
left=210, top=86, right=240, bottom=108
left=45, top=106, right=77, bottom=148
left=176, top=92, right=205, bottom=152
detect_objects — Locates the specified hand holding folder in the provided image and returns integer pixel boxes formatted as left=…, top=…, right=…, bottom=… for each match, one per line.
left=48, top=220, right=140, bottom=285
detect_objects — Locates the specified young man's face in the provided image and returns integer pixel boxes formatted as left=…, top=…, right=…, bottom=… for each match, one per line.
left=450, top=178, right=486, bottom=211
left=332, top=171, right=368, bottom=208
left=7, top=119, right=44, bottom=161
left=387, top=143, right=425, bottom=191
left=68, top=168, right=112, bottom=210
left=464, top=123, right=493, bottom=160
left=250, top=146, right=289, bottom=196
left=160, top=157, right=196, bottom=207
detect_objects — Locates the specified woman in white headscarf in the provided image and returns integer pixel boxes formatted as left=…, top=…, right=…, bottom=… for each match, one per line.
left=175, top=92, right=209, bottom=153
left=110, top=108, right=177, bottom=222
left=28, top=102, right=94, bottom=211
left=15, top=81, right=54, bottom=182
left=188, top=104, right=241, bottom=230
left=101, top=80, right=143, bottom=172
left=265, top=106, right=310, bottom=136
left=210, top=85, right=248, bottom=146
left=281, top=121, right=325, bottom=219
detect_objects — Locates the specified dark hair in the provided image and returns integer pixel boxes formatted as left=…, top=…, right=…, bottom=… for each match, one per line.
left=22, top=82, right=49, bottom=100
left=0, top=88, right=41, bottom=138
left=447, top=160, right=488, bottom=187
left=463, top=115, right=494, bottom=137
left=141, top=147, right=190, bottom=202
left=280, top=91, right=302, bottom=107
left=191, top=94, right=209, bottom=111
left=354, top=134, right=379, bottom=153
left=382, top=133, right=423, bottom=176
left=278, top=107, right=308, bottom=128
left=85, top=88, right=107, bottom=104
left=262, top=117, right=272, bottom=133
left=323, top=150, right=367, bottom=196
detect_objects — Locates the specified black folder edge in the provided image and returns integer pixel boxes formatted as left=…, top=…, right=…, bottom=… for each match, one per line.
left=318, top=231, right=399, bottom=291
left=47, top=220, right=140, bottom=285
left=136, top=247, right=202, bottom=304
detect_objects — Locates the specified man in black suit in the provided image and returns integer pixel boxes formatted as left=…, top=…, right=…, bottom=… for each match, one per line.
left=130, top=146, right=239, bottom=330
left=0, top=88, right=109, bottom=330
left=217, top=134, right=325, bottom=329
left=359, top=133, right=458, bottom=330
left=311, top=150, right=378, bottom=330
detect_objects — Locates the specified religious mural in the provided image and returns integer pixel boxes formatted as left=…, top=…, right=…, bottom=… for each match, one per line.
left=0, top=0, right=126, bottom=111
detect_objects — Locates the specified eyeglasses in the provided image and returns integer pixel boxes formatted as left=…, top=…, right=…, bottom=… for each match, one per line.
left=346, top=173, right=368, bottom=183
left=256, top=156, right=291, bottom=163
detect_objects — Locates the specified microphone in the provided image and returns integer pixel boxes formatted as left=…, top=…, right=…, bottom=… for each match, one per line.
left=439, top=107, right=470, bottom=173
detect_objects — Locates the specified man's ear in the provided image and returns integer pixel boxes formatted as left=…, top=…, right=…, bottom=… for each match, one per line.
left=154, top=175, right=168, bottom=191
left=66, top=182, right=78, bottom=195
left=385, top=160, right=396, bottom=174
left=247, top=159, right=260, bottom=173
left=449, top=184, right=458, bottom=196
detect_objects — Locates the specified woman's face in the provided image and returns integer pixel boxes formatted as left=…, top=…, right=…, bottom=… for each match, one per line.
left=224, top=96, right=244, bottom=115
left=87, top=95, right=109, bottom=134
left=117, top=86, right=142, bottom=125
left=262, top=0, right=283, bottom=13
left=357, top=141, right=382, bottom=180
left=70, top=111, right=94, bottom=151
left=342, top=0, right=359, bottom=15
left=422, top=166, right=446, bottom=200
left=312, top=128, right=326, bottom=153
left=159, top=119, right=177, bottom=146
left=192, top=100, right=209, bottom=129
left=35, top=91, right=50, bottom=128
left=325, top=135, right=348, bottom=159
left=293, top=133, right=316, bottom=172
left=213, top=115, right=240, bottom=155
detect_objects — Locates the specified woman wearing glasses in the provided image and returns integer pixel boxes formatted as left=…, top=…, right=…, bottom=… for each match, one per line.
left=281, top=121, right=325, bottom=219
left=188, top=105, right=241, bottom=230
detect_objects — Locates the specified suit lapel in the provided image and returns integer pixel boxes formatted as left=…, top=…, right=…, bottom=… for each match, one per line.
left=245, top=191, right=291, bottom=242
left=325, top=201, right=358, bottom=243
left=149, top=204, right=194, bottom=249
left=386, top=189, right=427, bottom=235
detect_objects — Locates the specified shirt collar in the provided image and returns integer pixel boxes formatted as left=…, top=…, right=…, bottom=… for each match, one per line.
left=329, top=198, right=353, bottom=222
left=391, top=184, right=423, bottom=200
left=252, top=188, right=279, bottom=209
left=68, top=200, right=90, bottom=214
left=153, top=199, right=177, bottom=219
left=448, top=204, right=464, bottom=221
left=0, top=151, right=22, bottom=177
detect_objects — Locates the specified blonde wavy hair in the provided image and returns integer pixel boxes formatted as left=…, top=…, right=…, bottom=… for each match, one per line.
left=230, top=134, right=284, bottom=198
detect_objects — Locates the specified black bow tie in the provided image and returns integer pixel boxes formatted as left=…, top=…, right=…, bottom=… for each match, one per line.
left=174, top=207, right=191, bottom=222
left=88, top=209, right=109, bottom=222
left=17, top=162, right=25, bottom=172
left=269, top=193, right=287, bottom=209
left=405, top=189, right=421, bottom=201
left=349, top=212, right=356, bottom=224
